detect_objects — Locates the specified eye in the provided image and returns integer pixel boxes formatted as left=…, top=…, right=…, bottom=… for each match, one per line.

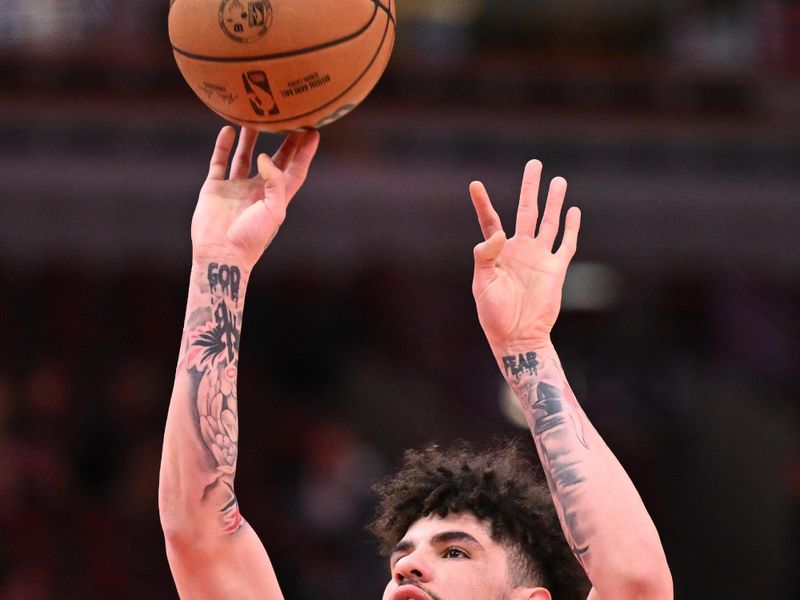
left=442, top=547, right=469, bottom=559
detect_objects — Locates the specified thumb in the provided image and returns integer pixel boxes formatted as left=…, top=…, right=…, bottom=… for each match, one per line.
left=257, top=152, right=288, bottom=211
left=225, top=154, right=288, bottom=262
left=472, top=230, right=506, bottom=293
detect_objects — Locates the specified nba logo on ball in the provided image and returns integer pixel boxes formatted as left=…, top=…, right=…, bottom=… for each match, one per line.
left=219, top=0, right=273, bottom=43
left=242, top=71, right=280, bottom=116
left=170, top=0, right=396, bottom=132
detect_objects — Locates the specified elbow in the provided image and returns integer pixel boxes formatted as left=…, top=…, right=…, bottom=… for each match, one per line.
left=158, top=475, right=194, bottom=540
left=159, top=475, right=239, bottom=548
left=159, top=497, right=205, bottom=550
left=159, top=497, right=186, bottom=542
left=588, top=539, right=673, bottom=600
left=613, top=556, right=673, bottom=600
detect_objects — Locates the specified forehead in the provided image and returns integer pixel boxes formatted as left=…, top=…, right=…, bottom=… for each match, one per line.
left=402, top=512, right=496, bottom=546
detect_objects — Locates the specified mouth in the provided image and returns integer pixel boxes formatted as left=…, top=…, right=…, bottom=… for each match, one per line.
left=391, top=585, right=433, bottom=600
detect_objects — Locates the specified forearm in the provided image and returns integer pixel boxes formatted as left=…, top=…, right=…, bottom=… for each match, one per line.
left=498, top=341, right=671, bottom=598
left=159, top=259, right=248, bottom=540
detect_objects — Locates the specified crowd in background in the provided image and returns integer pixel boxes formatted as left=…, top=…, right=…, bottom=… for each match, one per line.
left=1, top=1, right=799, bottom=598
left=0, top=261, right=797, bottom=598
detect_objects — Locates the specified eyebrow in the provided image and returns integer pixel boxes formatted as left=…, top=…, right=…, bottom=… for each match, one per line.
left=390, top=530, right=484, bottom=558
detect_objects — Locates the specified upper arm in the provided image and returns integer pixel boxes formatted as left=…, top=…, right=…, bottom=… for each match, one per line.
left=584, top=574, right=674, bottom=600
left=165, top=522, right=285, bottom=600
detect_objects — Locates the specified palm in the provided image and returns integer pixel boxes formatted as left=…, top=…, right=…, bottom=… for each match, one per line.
left=202, top=176, right=265, bottom=210
left=470, top=161, right=580, bottom=349
left=190, top=127, right=320, bottom=270
left=193, top=176, right=272, bottom=255
left=477, top=236, right=567, bottom=343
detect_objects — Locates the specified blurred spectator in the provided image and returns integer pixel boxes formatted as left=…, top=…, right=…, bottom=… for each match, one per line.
left=0, top=1, right=798, bottom=598
left=396, top=0, right=483, bottom=65
left=0, top=0, right=112, bottom=50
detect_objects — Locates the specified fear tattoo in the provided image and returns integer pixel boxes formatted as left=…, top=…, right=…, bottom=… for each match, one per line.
left=503, top=351, right=539, bottom=382
left=506, top=352, right=592, bottom=568
left=185, top=264, right=245, bottom=534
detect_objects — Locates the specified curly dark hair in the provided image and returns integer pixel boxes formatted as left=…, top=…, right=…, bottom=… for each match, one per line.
left=369, top=439, right=590, bottom=599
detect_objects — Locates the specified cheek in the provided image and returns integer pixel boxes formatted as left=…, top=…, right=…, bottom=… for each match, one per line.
left=382, top=579, right=395, bottom=600
left=459, top=567, right=507, bottom=596
left=440, top=566, right=490, bottom=594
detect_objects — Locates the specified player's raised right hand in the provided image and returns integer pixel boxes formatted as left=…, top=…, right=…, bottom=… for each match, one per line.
left=192, top=126, right=320, bottom=271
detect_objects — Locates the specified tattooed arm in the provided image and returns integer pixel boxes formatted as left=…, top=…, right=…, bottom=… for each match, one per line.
left=469, top=162, right=672, bottom=600
left=159, top=126, right=319, bottom=599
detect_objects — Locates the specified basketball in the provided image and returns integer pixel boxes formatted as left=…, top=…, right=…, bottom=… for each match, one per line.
left=168, top=0, right=396, bottom=132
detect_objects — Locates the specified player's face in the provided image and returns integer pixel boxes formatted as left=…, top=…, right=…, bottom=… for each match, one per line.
left=381, top=512, right=547, bottom=600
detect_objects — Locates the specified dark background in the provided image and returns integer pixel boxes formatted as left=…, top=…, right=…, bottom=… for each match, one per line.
left=1, top=1, right=799, bottom=598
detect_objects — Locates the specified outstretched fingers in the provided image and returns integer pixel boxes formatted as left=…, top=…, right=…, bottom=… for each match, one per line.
left=254, top=130, right=320, bottom=212
left=207, top=126, right=237, bottom=181
left=537, top=176, right=567, bottom=250
left=555, top=206, right=581, bottom=261
left=283, top=130, right=320, bottom=200
left=229, top=127, right=259, bottom=179
left=514, top=160, right=542, bottom=237
left=469, top=181, right=503, bottom=240
left=271, top=131, right=301, bottom=171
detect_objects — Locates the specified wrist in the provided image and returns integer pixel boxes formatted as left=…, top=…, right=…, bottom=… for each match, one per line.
left=489, top=337, right=555, bottom=359
left=490, top=339, right=557, bottom=384
left=191, top=241, right=256, bottom=274
left=189, top=259, right=250, bottom=302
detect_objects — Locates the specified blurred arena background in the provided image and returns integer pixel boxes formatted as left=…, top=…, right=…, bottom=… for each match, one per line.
left=0, top=1, right=799, bottom=598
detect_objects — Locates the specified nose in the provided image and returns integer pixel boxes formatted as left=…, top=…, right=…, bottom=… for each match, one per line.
left=394, top=551, right=432, bottom=584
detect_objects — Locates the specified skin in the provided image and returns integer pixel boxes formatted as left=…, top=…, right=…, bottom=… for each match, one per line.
left=383, top=513, right=550, bottom=600
left=159, top=126, right=319, bottom=600
left=158, top=127, right=672, bottom=599
left=470, top=163, right=673, bottom=599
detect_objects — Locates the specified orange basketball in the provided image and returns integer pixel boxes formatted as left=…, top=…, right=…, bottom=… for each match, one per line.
left=168, top=0, right=396, bottom=132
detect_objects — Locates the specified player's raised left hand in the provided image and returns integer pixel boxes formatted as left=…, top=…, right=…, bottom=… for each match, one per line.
left=192, top=126, right=320, bottom=270
left=470, top=160, right=581, bottom=352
